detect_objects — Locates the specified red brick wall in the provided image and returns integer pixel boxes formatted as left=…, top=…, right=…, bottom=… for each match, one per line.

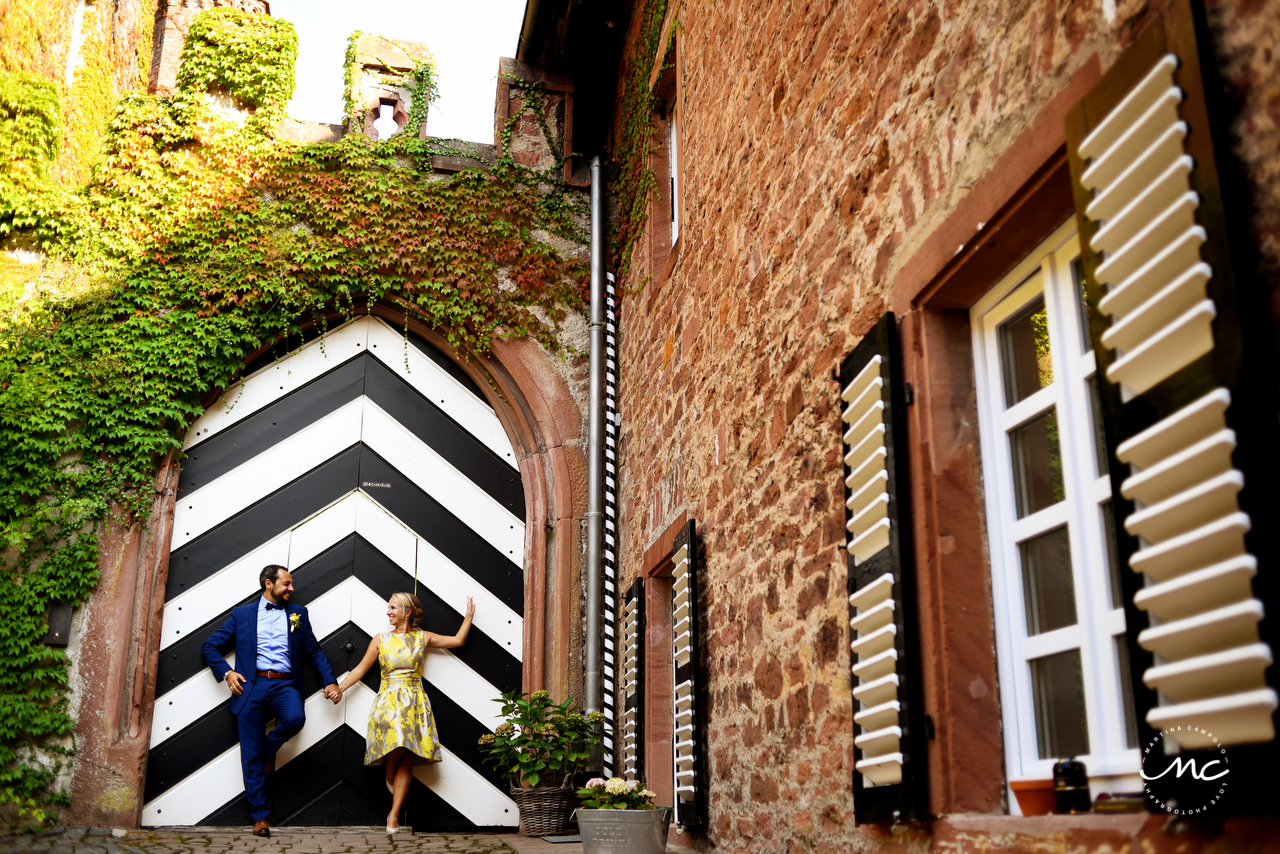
left=610, top=0, right=1280, bottom=850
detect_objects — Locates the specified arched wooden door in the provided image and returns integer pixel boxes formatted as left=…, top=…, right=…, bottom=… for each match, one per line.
left=142, top=316, right=522, bottom=829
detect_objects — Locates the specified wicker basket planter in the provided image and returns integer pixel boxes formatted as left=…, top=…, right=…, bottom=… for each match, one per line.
left=511, top=780, right=577, bottom=837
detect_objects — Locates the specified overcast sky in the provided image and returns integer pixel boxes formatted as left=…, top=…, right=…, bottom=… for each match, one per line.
left=269, top=0, right=526, bottom=143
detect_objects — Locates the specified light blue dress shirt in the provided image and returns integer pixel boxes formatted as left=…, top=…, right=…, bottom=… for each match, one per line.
left=256, top=597, right=292, bottom=674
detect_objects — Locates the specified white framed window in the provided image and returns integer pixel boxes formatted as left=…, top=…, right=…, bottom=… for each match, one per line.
left=971, top=220, right=1140, bottom=805
left=668, top=106, right=680, bottom=246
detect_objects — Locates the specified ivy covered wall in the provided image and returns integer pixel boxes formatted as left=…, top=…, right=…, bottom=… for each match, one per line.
left=0, top=0, right=157, bottom=187
left=0, top=7, right=588, bottom=824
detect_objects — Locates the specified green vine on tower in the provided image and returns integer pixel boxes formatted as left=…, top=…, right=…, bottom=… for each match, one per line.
left=175, top=8, right=297, bottom=112
left=0, top=7, right=586, bottom=825
left=610, top=0, right=671, bottom=276
left=342, top=31, right=440, bottom=139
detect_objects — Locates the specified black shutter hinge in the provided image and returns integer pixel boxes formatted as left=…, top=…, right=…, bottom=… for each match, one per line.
left=924, top=714, right=936, bottom=740
left=904, top=383, right=914, bottom=405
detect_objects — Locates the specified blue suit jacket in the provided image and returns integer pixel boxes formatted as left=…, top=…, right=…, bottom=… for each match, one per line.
left=200, top=600, right=338, bottom=715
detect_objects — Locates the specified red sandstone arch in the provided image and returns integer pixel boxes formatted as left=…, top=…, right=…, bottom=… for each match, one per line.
left=65, top=303, right=587, bottom=826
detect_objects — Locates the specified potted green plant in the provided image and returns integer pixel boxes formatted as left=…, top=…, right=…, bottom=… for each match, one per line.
left=575, top=777, right=671, bottom=854
left=478, top=689, right=605, bottom=836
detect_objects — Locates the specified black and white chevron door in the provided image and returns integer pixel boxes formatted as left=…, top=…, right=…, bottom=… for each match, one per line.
left=144, top=316, right=523, bottom=829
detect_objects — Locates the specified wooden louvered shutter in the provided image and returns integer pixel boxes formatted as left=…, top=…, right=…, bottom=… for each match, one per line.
left=1066, top=0, right=1279, bottom=811
left=839, top=313, right=928, bottom=824
left=670, top=520, right=705, bottom=830
left=620, top=579, right=644, bottom=781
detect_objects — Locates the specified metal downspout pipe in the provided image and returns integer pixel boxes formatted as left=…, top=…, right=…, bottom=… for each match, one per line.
left=584, top=156, right=606, bottom=721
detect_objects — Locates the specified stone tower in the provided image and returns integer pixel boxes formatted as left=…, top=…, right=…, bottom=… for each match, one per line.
left=347, top=33, right=435, bottom=139
left=148, top=0, right=271, bottom=94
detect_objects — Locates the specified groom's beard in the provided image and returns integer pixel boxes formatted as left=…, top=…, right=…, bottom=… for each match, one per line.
left=265, top=587, right=292, bottom=604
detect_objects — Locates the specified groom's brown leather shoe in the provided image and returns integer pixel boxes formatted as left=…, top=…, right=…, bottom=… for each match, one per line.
left=252, top=820, right=270, bottom=837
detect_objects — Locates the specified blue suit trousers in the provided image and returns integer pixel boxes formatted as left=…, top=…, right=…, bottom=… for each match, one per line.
left=238, top=677, right=306, bottom=821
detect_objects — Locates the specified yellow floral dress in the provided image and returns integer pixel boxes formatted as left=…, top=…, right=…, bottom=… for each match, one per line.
left=364, top=630, right=442, bottom=766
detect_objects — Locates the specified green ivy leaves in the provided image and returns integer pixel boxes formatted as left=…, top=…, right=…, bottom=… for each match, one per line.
left=0, top=72, right=69, bottom=245
left=174, top=9, right=298, bottom=110
left=612, top=0, right=670, bottom=276
left=0, top=73, right=60, bottom=173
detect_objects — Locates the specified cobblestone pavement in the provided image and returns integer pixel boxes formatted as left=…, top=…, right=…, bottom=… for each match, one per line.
left=0, top=827, right=527, bottom=854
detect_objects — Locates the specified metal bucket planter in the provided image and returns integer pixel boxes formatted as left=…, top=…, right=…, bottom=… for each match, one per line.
left=575, top=807, right=672, bottom=854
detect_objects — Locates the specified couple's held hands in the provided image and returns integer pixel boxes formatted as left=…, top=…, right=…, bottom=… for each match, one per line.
left=225, top=672, right=342, bottom=704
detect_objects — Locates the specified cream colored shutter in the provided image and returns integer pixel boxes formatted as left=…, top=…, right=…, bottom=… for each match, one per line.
left=1067, top=0, right=1279, bottom=808
left=839, top=313, right=928, bottom=824
left=670, top=521, right=704, bottom=831
left=620, top=579, right=643, bottom=781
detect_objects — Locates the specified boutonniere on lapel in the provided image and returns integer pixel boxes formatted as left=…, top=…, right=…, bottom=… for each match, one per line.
left=289, top=613, right=301, bottom=634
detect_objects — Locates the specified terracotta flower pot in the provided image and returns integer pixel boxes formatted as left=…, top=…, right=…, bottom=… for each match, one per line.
left=1011, top=778, right=1056, bottom=816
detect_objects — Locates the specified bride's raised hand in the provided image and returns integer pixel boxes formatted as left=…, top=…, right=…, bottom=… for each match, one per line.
left=465, top=596, right=475, bottom=621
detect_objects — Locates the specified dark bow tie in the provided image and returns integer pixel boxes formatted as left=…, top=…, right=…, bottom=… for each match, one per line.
left=265, top=602, right=285, bottom=611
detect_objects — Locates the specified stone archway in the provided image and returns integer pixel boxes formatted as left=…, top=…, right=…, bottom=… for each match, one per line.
left=64, top=307, right=587, bottom=827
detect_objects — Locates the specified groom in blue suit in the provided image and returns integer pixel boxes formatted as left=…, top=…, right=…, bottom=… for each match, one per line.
left=201, top=565, right=342, bottom=837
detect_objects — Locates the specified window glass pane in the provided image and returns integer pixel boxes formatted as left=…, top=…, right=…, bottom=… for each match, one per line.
left=1019, top=526, right=1077, bottom=635
left=1101, top=501, right=1124, bottom=610
left=1087, top=378, right=1109, bottom=477
left=1115, top=636, right=1139, bottom=749
left=1031, top=649, right=1090, bottom=760
left=999, top=295, right=1053, bottom=407
left=1009, top=408, right=1064, bottom=517
left=1072, top=257, right=1091, bottom=352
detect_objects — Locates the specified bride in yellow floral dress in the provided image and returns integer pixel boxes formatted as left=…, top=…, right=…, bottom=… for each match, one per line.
left=336, top=591, right=474, bottom=832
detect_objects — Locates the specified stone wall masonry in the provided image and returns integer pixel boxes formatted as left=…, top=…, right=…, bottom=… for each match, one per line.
left=495, top=58, right=572, bottom=174
left=64, top=456, right=179, bottom=827
left=506, top=87, right=563, bottom=171
left=488, top=61, right=597, bottom=699
left=610, top=0, right=1280, bottom=851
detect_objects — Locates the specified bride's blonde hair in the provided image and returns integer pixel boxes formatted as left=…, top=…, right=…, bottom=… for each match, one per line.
left=391, top=592, right=424, bottom=630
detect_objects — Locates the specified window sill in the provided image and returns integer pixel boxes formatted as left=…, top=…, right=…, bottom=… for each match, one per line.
left=659, top=233, right=682, bottom=284
left=645, top=233, right=683, bottom=313
left=939, top=813, right=1151, bottom=835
